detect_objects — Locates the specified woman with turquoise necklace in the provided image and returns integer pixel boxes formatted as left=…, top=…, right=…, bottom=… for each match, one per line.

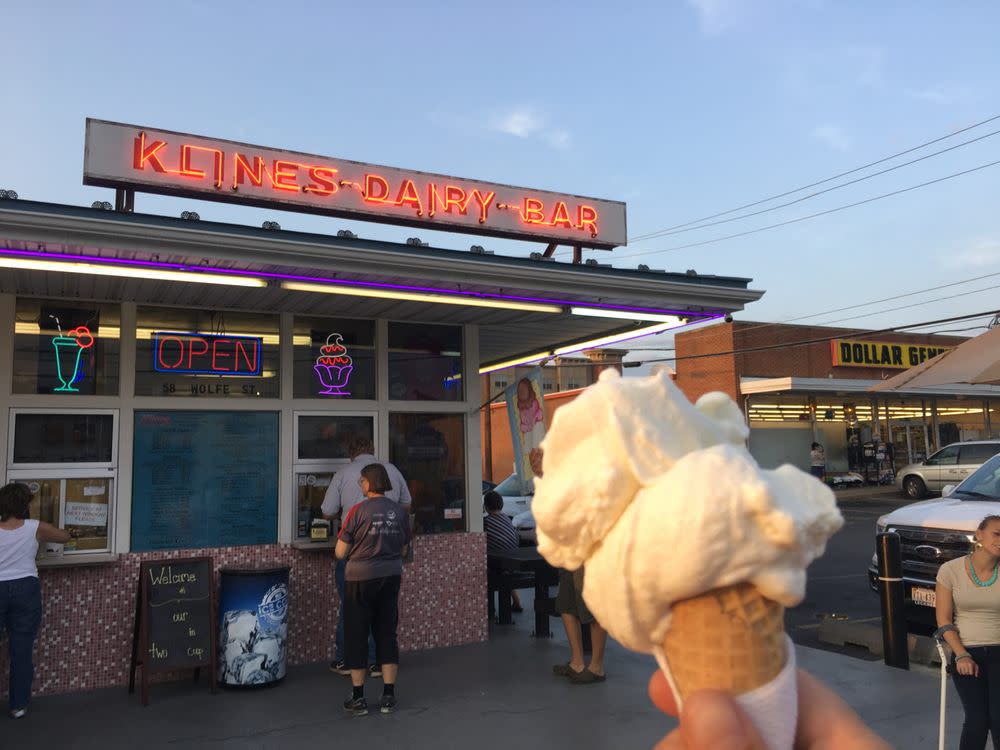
left=936, top=514, right=1000, bottom=750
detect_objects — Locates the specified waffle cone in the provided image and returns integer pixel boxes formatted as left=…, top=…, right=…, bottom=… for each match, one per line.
left=661, top=582, right=786, bottom=697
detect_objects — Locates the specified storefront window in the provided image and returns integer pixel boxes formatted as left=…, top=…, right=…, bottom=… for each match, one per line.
left=12, top=298, right=120, bottom=395
left=14, top=477, right=113, bottom=554
left=293, top=316, right=375, bottom=400
left=11, top=412, right=116, bottom=465
left=295, top=472, right=335, bottom=540
left=388, top=322, right=463, bottom=401
left=389, top=412, right=465, bottom=534
left=296, top=414, right=374, bottom=461
left=131, top=411, right=278, bottom=551
left=134, top=307, right=280, bottom=398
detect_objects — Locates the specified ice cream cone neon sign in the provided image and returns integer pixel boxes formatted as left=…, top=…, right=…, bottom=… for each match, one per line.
left=314, top=334, right=352, bottom=396
left=52, top=326, right=95, bottom=393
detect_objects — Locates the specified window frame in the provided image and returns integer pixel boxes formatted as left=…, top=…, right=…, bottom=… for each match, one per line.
left=7, top=408, right=119, bottom=470
left=5, top=467, right=117, bottom=555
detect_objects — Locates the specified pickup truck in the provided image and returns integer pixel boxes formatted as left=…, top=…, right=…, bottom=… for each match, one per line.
left=868, top=452, right=1000, bottom=630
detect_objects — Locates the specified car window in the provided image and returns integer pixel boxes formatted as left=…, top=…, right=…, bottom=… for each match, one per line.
left=926, top=446, right=960, bottom=465
left=959, top=444, right=1000, bottom=465
left=494, top=474, right=533, bottom=496
left=959, top=455, right=1000, bottom=499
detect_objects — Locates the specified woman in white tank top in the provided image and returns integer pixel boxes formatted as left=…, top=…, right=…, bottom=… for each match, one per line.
left=0, top=483, right=70, bottom=719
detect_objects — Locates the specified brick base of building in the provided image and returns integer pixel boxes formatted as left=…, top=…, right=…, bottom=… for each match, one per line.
left=0, top=533, right=487, bottom=699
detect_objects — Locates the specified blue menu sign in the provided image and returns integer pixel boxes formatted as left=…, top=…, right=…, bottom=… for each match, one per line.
left=132, top=411, right=278, bottom=551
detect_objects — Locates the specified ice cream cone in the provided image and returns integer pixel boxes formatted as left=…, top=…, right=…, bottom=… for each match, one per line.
left=661, top=582, right=786, bottom=697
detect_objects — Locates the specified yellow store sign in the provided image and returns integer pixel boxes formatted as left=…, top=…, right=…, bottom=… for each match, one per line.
left=831, top=339, right=952, bottom=369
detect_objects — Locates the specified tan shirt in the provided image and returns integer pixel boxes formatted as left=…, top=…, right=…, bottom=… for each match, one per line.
left=937, top=556, right=1000, bottom=647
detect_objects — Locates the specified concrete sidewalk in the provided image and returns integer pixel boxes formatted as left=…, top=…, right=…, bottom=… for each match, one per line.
left=5, top=608, right=963, bottom=749
left=833, top=485, right=903, bottom=502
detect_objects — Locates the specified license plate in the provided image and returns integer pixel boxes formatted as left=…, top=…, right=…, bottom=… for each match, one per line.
left=911, top=587, right=936, bottom=607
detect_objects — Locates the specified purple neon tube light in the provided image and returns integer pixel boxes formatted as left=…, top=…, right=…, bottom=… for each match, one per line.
left=0, top=246, right=725, bottom=318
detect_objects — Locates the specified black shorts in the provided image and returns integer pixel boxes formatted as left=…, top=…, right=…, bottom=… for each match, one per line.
left=556, top=567, right=594, bottom=625
left=344, top=575, right=401, bottom=670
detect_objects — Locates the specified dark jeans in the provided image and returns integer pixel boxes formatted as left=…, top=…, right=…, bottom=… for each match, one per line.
left=335, top=559, right=375, bottom=664
left=344, top=575, right=401, bottom=671
left=953, top=645, right=1000, bottom=750
left=810, top=465, right=826, bottom=479
left=0, top=576, right=43, bottom=711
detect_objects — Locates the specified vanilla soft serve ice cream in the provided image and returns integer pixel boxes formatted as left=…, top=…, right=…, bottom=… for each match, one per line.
left=581, top=443, right=843, bottom=652
left=532, top=369, right=843, bottom=750
left=532, top=369, right=751, bottom=571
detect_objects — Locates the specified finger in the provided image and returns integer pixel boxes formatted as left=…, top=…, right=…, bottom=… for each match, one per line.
left=649, top=670, right=679, bottom=716
left=679, top=690, right=767, bottom=750
left=795, top=670, right=892, bottom=749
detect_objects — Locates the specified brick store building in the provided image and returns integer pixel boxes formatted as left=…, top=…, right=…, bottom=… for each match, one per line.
left=0, top=119, right=765, bottom=699
left=674, top=321, right=1000, bottom=476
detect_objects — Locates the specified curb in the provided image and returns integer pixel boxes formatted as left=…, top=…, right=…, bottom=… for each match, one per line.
left=818, top=620, right=945, bottom=666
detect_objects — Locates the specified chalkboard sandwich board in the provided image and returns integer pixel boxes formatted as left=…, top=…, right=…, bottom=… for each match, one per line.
left=129, top=556, right=217, bottom=706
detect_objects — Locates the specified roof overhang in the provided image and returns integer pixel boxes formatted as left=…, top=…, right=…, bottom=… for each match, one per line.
left=741, top=376, right=1000, bottom=398
left=0, top=200, right=766, bottom=369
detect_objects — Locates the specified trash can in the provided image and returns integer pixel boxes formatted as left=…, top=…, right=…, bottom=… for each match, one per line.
left=218, top=564, right=290, bottom=687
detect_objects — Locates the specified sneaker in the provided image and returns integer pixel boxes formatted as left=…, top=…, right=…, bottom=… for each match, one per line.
left=343, top=696, right=368, bottom=716
left=9, top=708, right=27, bottom=719
left=379, top=694, right=397, bottom=714
left=368, top=664, right=382, bottom=678
left=329, top=661, right=351, bottom=675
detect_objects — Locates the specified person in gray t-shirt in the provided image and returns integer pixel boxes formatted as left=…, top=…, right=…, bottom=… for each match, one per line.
left=336, top=463, right=411, bottom=716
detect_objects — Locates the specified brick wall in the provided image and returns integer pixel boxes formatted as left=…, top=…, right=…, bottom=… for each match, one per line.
left=0, top=533, right=487, bottom=700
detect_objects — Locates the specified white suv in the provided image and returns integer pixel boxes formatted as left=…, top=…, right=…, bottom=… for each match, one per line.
left=869, top=452, right=1000, bottom=629
left=896, top=440, right=1000, bottom=499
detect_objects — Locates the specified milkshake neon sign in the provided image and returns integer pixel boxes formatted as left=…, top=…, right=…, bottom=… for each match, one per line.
left=52, top=326, right=94, bottom=392
left=153, top=332, right=262, bottom=376
left=83, top=119, right=627, bottom=248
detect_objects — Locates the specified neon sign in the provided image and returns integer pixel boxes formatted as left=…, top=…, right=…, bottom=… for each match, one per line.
left=314, top=334, right=352, bottom=396
left=52, top=326, right=94, bottom=392
left=153, top=332, right=262, bottom=376
left=83, top=119, right=627, bottom=248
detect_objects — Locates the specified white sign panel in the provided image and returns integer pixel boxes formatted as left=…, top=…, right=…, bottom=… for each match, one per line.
left=83, top=119, right=628, bottom=248
left=65, top=501, right=109, bottom=527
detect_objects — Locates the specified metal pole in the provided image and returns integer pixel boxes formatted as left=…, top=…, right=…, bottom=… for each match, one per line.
left=876, top=532, right=909, bottom=669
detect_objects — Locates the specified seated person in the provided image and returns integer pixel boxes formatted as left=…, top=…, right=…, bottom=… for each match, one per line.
left=483, top=490, right=522, bottom=613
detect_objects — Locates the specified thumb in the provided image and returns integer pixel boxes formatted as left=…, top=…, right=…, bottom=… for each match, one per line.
left=680, top=691, right=768, bottom=750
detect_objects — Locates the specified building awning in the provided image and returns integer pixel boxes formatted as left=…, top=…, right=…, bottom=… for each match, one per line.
left=741, top=376, right=1000, bottom=398
left=0, top=200, right=765, bottom=369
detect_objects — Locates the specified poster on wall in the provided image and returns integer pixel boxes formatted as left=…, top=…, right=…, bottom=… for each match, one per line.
left=505, top=367, right=546, bottom=490
left=131, top=411, right=278, bottom=551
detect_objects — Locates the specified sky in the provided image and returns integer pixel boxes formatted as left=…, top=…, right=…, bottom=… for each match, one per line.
left=3, top=1, right=1000, bottom=365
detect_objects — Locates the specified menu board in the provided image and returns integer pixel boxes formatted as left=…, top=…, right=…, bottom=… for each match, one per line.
left=132, top=411, right=278, bottom=551
left=129, top=556, right=216, bottom=704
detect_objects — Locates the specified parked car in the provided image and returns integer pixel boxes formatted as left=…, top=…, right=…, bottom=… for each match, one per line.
left=511, top=510, right=537, bottom=545
left=869, top=452, right=1000, bottom=630
left=895, top=440, right=1000, bottom=499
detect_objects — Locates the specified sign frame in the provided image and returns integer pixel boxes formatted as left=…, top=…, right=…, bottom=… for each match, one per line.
left=83, top=118, right=627, bottom=249
left=830, top=339, right=953, bottom=370
left=129, top=556, right=218, bottom=706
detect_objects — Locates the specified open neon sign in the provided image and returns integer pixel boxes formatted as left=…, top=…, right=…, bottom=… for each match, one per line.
left=52, top=326, right=94, bottom=393
left=83, top=119, right=627, bottom=248
left=153, top=332, right=262, bottom=376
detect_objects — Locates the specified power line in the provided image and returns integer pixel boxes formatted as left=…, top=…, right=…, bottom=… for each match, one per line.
left=811, top=282, right=1000, bottom=327
left=615, top=157, right=1000, bottom=260
left=734, top=271, right=1000, bottom=335
left=628, top=308, right=998, bottom=366
left=635, top=127, right=1000, bottom=240
left=627, top=112, right=1000, bottom=242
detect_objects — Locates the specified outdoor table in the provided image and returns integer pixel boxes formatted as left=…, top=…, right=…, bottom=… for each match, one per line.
left=487, top=547, right=559, bottom=637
